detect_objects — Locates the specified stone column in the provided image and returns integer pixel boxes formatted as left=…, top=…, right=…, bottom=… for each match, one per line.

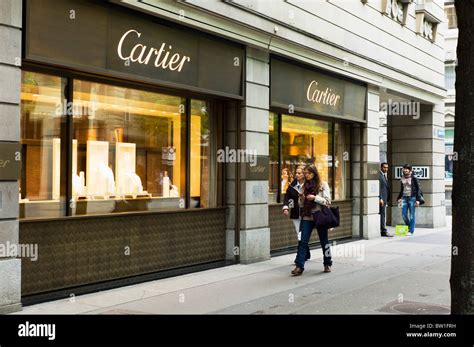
left=352, top=86, right=381, bottom=239
left=389, top=103, right=446, bottom=228
left=225, top=47, right=270, bottom=264
left=0, top=0, right=22, bottom=313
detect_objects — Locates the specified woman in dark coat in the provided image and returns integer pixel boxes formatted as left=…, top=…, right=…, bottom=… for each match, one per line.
left=282, top=166, right=310, bottom=261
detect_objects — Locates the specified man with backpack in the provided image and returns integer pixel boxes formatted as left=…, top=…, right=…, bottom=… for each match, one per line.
left=397, top=164, right=425, bottom=235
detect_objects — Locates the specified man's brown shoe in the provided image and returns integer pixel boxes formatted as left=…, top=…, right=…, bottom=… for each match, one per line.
left=291, top=267, right=303, bottom=276
left=324, top=265, right=331, bottom=273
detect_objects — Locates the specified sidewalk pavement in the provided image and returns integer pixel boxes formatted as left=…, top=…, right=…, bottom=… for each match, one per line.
left=14, top=217, right=452, bottom=315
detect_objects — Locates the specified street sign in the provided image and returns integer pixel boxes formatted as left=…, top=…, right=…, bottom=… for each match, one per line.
left=394, top=166, right=430, bottom=179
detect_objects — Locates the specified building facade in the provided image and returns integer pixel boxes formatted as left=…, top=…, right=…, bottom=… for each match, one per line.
left=0, top=0, right=446, bottom=312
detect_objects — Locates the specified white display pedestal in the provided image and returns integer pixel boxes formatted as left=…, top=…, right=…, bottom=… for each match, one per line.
left=86, top=140, right=115, bottom=198
left=115, top=142, right=150, bottom=198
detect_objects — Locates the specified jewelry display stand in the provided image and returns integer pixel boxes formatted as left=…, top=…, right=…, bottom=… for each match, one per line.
left=86, top=140, right=116, bottom=199
left=115, top=142, right=150, bottom=198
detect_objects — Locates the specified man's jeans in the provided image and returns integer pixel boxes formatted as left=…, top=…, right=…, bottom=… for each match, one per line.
left=402, top=196, right=417, bottom=233
left=295, top=219, right=332, bottom=270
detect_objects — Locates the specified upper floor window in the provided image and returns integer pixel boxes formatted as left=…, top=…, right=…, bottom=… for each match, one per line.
left=445, top=5, right=457, bottom=29
left=445, top=65, right=456, bottom=90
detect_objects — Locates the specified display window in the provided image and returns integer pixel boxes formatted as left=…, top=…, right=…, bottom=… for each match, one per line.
left=268, top=112, right=351, bottom=202
left=281, top=115, right=332, bottom=192
left=20, top=70, right=219, bottom=219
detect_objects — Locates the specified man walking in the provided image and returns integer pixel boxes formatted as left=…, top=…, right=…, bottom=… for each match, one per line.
left=379, top=162, right=393, bottom=237
left=397, top=164, right=424, bottom=235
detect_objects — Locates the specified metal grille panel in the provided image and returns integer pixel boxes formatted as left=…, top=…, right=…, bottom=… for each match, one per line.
left=20, top=209, right=226, bottom=296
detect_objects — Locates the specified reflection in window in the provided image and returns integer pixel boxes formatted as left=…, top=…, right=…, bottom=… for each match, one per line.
left=268, top=113, right=350, bottom=202
left=20, top=71, right=67, bottom=219
left=72, top=80, right=186, bottom=215
left=190, top=100, right=216, bottom=208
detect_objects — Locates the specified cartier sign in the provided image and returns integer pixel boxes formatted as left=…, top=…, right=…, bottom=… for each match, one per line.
left=117, top=29, right=191, bottom=72
left=242, top=156, right=269, bottom=180
left=306, top=80, right=342, bottom=107
left=25, top=0, right=243, bottom=98
left=271, top=58, right=366, bottom=122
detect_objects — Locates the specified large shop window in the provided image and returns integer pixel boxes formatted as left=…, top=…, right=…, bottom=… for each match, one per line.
left=20, top=71, right=218, bottom=219
left=268, top=113, right=350, bottom=202
left=281, top=115, right=332, bottom=193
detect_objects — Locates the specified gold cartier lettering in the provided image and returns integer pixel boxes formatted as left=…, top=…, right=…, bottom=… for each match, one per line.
left=168, top=53, right=183, bottom=71
left=130, top=44, right=147, bottom=63
left=117, top=29, right=191, bottom=72
left=306, top=80, right=341, bottom=107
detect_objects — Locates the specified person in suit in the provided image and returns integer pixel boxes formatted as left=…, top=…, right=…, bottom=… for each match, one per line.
left=379, top=162, right=393, bottom=237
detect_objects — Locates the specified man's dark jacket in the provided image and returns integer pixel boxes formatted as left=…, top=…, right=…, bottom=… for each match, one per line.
left=379, top=171, right=390, bottom=205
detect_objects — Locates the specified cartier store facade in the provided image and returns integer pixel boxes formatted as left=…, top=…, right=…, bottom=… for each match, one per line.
left=268, top=57, right=367, bottom=252
left=19, top=0, right=243, bottom=302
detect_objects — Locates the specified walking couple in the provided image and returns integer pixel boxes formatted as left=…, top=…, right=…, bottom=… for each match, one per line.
left=282, top=164, right=332, bottom=276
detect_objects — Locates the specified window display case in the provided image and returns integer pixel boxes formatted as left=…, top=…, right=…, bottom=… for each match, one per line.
left=86, top=140, right=115, bottom=198
left=115, top=142, right=150, bottom=198
left=20, top=71, right=217, bottom=218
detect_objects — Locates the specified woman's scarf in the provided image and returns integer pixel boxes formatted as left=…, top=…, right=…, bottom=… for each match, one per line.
left=302, top=179, right=319, bottom=216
